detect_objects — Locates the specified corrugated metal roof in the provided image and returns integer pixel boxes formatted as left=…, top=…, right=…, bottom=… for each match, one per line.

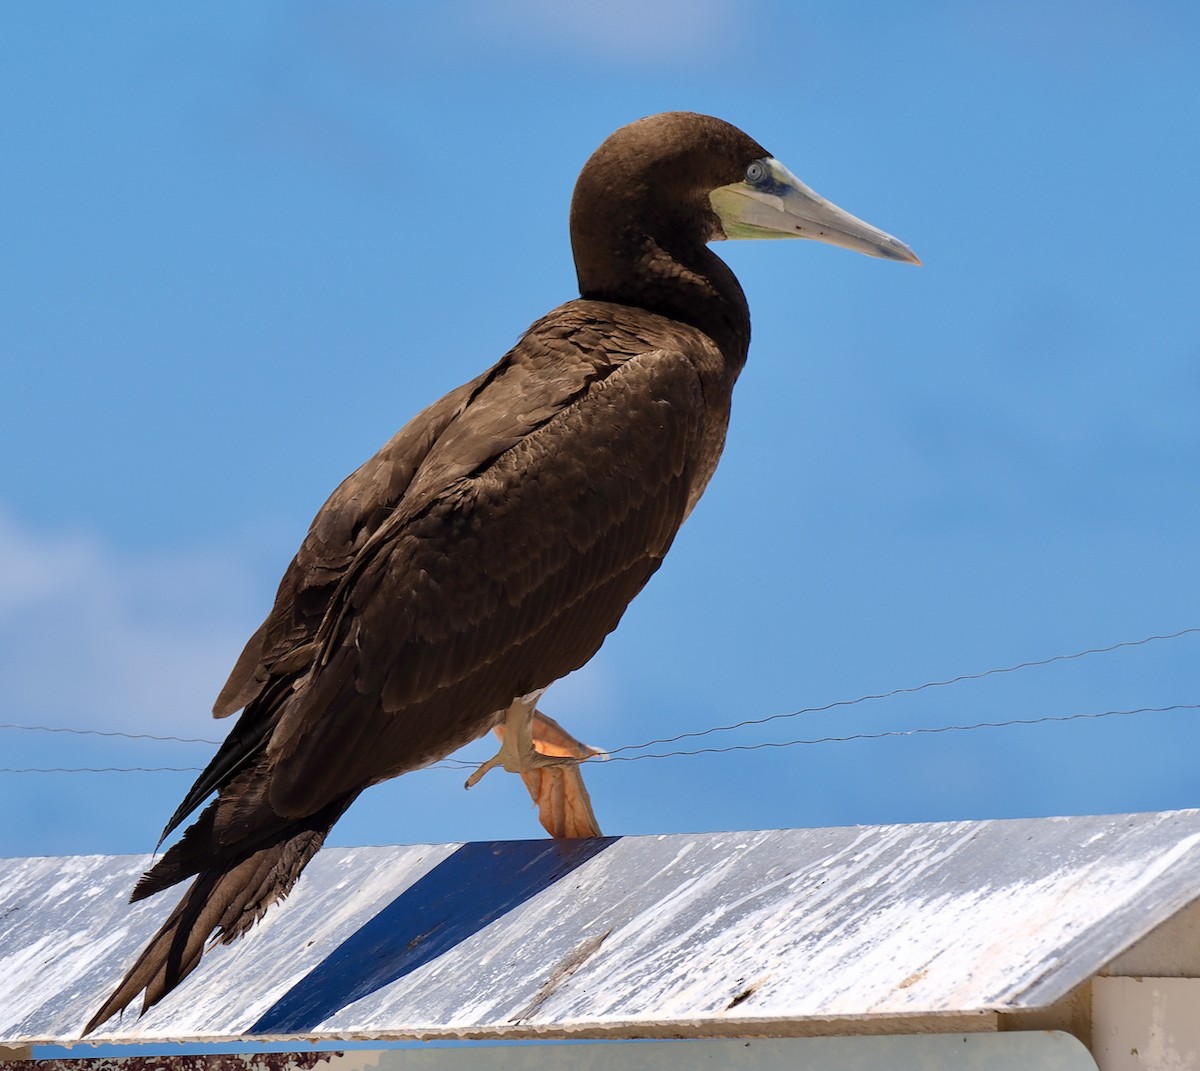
left=3, top=809, right=1200, bottom=1046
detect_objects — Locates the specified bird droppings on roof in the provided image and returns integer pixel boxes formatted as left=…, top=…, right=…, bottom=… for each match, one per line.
left=2, top=810, right=1199, bottom=1046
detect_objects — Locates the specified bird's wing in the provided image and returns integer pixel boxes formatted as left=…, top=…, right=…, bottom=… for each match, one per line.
left=212, top=369, right=495, bottom=719
left=158, top=371, right=496, bottom=841
left=259, top=329, right=714, bottom=816
left=164, top=312, right=719, bottom=833
left=214, top=318, right=657, bottom=720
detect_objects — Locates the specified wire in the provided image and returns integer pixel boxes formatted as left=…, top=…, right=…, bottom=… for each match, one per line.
left=603, top=703, right=1200, bottom=762
left=4, top=703, right=1196, bottom=773
left=0, top=758, right=484, bottom=774
left=0, top=723, right=219, bottom=745
left=0, top=766, right=204, bottom=774
left=607, top=625, right=1200, bottom=756
left=2, top=626, right=1196, bottom=774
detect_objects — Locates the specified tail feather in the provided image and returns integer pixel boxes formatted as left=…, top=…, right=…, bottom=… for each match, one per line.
left=132, top=799, right=221, bottom=903
left=84, top=807, right=346, bottom=1035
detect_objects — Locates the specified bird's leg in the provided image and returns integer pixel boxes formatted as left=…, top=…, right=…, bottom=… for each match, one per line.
left=463, top=693, right=546, bottom=788
left=465, top=701, right=603, bottom=785
left=465, top=699, right=605, bottom=838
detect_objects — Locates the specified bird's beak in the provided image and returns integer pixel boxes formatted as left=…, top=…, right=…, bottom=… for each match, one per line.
left=710, top=157, right=921, bottom=265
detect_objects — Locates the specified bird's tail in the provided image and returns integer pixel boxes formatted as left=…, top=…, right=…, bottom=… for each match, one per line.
left=84, top=796, right=351, bottom=1036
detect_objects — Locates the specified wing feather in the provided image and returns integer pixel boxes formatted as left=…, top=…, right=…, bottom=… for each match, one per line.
left=263, top=342, right=711, bottom=814
left=171, top=301, right=726, bottom=832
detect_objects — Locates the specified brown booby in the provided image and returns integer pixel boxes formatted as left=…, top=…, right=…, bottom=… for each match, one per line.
left=85, top=111, right=918, bottom=1033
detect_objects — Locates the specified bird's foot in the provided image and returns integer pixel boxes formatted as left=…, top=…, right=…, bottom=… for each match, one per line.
left=464, top=698, right=544, bottom=788
left=464, top=702, right=604, bottom=838
left=516, top=708, right=606, bottom=836
left=518, top=755, right=604, bottom=839
left=464, top=706, right=602, bottom=786
left=526, top=709, right=607, bottom=763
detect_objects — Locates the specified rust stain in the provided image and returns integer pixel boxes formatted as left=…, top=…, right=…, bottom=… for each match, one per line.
left=725, top=974, right=771, bottom=1011
left=726, top=986, right=757, bottom=1009
left=509, top=928, right=613, bottom=1024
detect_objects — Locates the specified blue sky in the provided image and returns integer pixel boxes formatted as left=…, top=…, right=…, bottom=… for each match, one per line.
left=1, top=2, right=1198, bottom=859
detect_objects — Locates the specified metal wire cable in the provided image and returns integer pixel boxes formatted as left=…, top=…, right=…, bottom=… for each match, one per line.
left=4, top=626, right=1195, bottom=754
left=2, top=626, right=1196, bottom=774
left=0, top=759, right=480, bottom=774
left=0, top=723, right=219, bottom=745
left=601, top=702, right=1200, bottom=762
left=0, top=765, right=205, bottom=774
left=3, top=703, right=1196, bottom=773
left=606, top=626, right=1200, bottom=756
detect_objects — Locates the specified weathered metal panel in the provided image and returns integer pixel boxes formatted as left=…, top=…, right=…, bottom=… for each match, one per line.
left=2, top=811, right=1199, bottom=1046
left=0, top=1034, right=1100, bottom=1070
left=1091, top=977, right=1200, bottom=1070
left=0, top=844, right=458, bottom=1043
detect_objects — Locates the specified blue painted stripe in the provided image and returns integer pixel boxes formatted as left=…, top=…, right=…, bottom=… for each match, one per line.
left=249, top=836, right=618, bottom=1034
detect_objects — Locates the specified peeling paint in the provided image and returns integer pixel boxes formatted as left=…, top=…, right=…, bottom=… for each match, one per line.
left=2, top=812, right=1200, bottom=1046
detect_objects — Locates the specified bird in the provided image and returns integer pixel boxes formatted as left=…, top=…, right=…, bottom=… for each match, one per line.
left=85, top=111, right=918, bottom=1034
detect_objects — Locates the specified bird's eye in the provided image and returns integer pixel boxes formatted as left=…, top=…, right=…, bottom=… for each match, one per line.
left=745, top=161, right=769, bottom=185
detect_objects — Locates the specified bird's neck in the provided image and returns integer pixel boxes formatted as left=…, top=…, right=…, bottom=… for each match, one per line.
left=574, top=236, right=751, bottom=368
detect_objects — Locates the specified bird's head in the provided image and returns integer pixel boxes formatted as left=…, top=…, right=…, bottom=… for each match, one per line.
left=571, top=111, right=920, bottom=280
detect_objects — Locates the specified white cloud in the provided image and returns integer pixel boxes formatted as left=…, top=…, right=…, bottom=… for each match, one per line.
left=0, top=517, right=96, bottom=617
left=0, top=508, right=266, bottom=737
left=0, top=507, right=627, bottom=747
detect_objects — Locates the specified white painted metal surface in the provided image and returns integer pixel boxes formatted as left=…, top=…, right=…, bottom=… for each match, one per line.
left=284, top=1035, right=1102, bottom=1071
left=2, top=810, right=1199, bottom=1047
left=0, top=1035, right=1100, bottom=1071
left=1092, top=977, right=1200, bottom=1071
